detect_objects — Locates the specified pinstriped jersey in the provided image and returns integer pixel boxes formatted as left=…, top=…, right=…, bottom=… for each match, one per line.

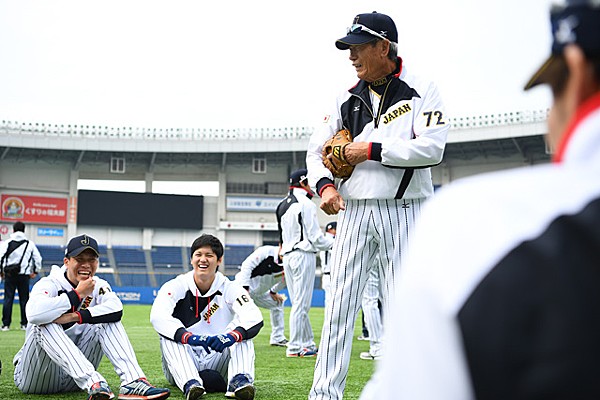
left=150, top=271, right=263, bottom=342
left=307, top=60, right=450, bottom=200
left=25, top=265, right=122, bottom=337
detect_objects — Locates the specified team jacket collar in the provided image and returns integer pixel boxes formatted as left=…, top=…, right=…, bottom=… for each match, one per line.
left=189, top=270, right=227, bottom=297
left=554, top=92, right=600, bottom=164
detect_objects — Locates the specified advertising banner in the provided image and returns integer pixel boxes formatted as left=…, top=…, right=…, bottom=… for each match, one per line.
left=1, top=194, right=68, bottom=224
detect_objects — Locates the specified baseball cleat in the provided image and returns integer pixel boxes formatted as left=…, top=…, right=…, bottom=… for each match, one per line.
left=270, top=339, right=289, bottom=347
left=286, top=348, right=317, bottom=358
left=359, top=351, right=382, bottom=361
left=118, top=378, right=170, bottom=399
left=357, top=335, right=369, bottom=341
left=225, top=373, right=255, bottom=400
left=88, top=381, right=115, bottom=400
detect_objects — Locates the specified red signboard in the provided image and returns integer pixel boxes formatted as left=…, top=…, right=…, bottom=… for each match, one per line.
left=1, top=194, right=68, bottom=224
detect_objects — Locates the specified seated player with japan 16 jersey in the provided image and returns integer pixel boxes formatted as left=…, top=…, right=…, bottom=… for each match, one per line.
left=150, top=234, right=264, bottom=400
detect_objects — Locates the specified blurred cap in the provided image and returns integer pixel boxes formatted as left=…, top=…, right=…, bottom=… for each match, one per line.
left=524, top=0, right=600, bottom=90
left=65, top=234, right=99, bottom=258
left=326, top=221, right=337, bottom=231
left=290, top=168, right=308, bottom=186
left=336, top=11, right=398, bottom=50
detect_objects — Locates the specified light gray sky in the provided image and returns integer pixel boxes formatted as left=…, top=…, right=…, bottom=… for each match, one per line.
left=0, top=0, right=554, bottom=130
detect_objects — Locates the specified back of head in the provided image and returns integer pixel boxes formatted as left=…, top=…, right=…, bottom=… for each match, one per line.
left=289, top=168, right=308, bottom=187
left=13, top=221, right=25, bottom=233
left=524, top=0, right=600, bottom=90
left=191, top=234, right=224, bottom=259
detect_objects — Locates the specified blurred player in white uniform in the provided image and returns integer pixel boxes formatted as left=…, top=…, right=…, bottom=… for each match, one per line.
left=361, top=2, right=600, bottom=399
left=235, top=245, right=288, bottom=347
left=360, top=262, right=383, bottom=360
left=306, top=11, right=449, bottom=399
left=13, top=234, right=170, bottom=400
left=150, top=234, right=263, bottom=400
left=276, top=169, right=334, bottom=358
left=319, top=222, right=336, bottom=310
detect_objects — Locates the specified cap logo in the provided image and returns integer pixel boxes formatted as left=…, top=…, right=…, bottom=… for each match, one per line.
left=555, top=15, right=578, bottom=44
left=80, top=235, right=90, bottom=246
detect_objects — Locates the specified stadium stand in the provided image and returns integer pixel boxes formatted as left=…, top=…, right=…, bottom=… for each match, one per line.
left=223, top=244, right=254, bottom=275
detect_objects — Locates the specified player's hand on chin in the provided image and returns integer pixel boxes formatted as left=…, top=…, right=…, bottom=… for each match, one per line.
left=76, top=274, right=95, bottom=298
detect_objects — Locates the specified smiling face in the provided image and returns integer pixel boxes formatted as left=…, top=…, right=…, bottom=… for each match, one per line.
left=64, top=248, right=99, bottom=284
left=191, top=245, right=222, bottom=291
left=348, top=40, right=394, bottom=83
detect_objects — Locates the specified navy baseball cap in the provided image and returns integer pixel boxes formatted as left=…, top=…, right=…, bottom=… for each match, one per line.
left=65, top=234, right=100, bottom=258
left=336, top=11, right=398, bottom=50
left=524, top=0, right=600, bottom=90
left=290, top=168, right=308, bottom=186
left=326, top=221, right=337, bottom=231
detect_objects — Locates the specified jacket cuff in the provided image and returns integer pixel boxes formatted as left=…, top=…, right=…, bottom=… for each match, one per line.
left=67, top=290, right=81, bottom=308
left=77, top=309, right=92, bottom=323
left=317, top=178, right=335, bottom=197
left=174, top=327, right=188, bottom=343
left=369, top=142, right=382, bottom=161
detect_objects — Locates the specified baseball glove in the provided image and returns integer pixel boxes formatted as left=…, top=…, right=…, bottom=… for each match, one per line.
left=322, top=129, right=354, bottom=178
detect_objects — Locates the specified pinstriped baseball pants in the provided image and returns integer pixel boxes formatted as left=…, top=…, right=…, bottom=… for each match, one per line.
left=159, top=337, right=255, bottom=391
left=14, top=321, right=144, bottom=394
left=283, top=250, right=317, bottom=355
left=310, top=198, right=423, bottom=400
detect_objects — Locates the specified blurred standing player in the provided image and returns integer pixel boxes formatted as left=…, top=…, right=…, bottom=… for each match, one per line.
left=319, top=222, right=336, bottom=310
left=150, top=234, right=263, bottom=400
left=360, top=1, right=600, bottom=399
left=276, top=169, right=334, bottom=358
left=0, top=221, right=42, bottom=331
left=359, top=262, right=383, bottom=361
left=306, top=11, right=449, bottom=399
left=13, top=234, right=170, bottom=400
left=234, top=245, right=289, bottom=347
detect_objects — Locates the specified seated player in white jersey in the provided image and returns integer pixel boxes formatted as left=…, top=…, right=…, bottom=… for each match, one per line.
left=234, top=245, right=288, bottom=347
left=150, top=234, right=264, bottom=400
left=13, top=234, right=170, bottom=400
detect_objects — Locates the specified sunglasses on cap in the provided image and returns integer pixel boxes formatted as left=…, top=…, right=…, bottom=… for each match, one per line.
left=347, top=24, right=389, bottom=42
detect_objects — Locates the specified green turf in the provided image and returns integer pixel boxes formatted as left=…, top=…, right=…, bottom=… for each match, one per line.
left=0, top=304, right=374, bottom=399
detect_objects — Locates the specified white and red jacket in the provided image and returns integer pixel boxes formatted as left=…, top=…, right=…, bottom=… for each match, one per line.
left=361, top=93, right=600, bottom=399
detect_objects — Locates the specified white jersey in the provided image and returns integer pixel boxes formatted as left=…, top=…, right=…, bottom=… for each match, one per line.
left=15, top=264, right=146, bottom=394
left=235, top=245, right=285, bottom=294
left=276, top=187, right=334, bottom=255
left=26, top=264, right=122, bottom=334
left=360, top=92, right=600, bottom=399
left=307, top=61, right=449, bottom=200
left=150, top=271, right=263, bottom=343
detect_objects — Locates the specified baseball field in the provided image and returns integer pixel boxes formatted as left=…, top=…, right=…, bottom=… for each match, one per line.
left=0, top=304, right=374, bottom=399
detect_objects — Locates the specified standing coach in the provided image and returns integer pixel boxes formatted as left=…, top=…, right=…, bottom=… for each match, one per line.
left=306, top=11, right=449, bottom=400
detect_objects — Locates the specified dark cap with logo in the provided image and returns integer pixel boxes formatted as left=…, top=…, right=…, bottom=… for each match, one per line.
left=524, top=0, right=600, bottom=90
left=290, top=168, right=308, bottom=186
left=65, top=234, right=100, bottom=258
left=336, top=11, right=398, bottom=50
left=325, top=221, right=337, bottom=231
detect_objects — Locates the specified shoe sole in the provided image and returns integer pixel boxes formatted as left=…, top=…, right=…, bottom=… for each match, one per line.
left=186, top=385, right=205, bottom=400
left=270, top=342, right=288, bottom=347
left=89, top=393, right=114, bottom=400
left=235, top=384, right=255, bottom=400
left=118, top=393, right=170, bottom=400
